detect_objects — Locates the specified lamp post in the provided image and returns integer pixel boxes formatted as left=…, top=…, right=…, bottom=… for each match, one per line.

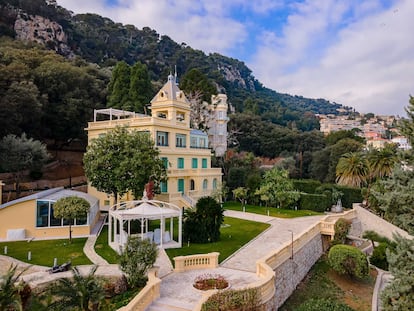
left=288, top=230, right=293, bottom=260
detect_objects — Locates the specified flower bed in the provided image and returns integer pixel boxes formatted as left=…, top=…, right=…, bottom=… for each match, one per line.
left=193, top=273, right=229, bottom=291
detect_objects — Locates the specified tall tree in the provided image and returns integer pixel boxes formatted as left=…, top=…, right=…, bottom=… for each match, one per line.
left=107, top=61, right=131, bottom=110
left=83, top=126, right=167, bottom=204
left=381, top=235, right=414, bottom=310
left=336, top=152, right=369, bottom=188
left=53, top=196, right=90, bottom=243
left=372, top=166, right=414, bottom=235
left=399, top=95, right=414, bottom=144
left=256, top=168, right=300, bottom=208
left=129, top=62, right=153, bottom=113
left=0, top=133, right=49, bottom=197
left=180, top=68, right=217, bottom=102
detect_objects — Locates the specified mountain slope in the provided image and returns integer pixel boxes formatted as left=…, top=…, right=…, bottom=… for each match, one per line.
left=0, top=0, right=351, bottom=130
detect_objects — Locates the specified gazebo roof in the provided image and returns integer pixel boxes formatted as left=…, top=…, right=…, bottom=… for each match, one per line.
left=110, top=200, right=181, bottom=220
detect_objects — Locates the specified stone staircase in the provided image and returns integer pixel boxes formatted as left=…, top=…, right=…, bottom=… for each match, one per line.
left=146, top=297, right=193, bottom=311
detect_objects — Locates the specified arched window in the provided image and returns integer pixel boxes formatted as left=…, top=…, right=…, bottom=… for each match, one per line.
left=203, top=179, right=208, bottom=190
left=190, top=179, right=195, bottom=191
left=212, top=178, right=217, bottom=189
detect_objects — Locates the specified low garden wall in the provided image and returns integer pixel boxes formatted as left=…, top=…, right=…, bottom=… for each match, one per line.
left=118, top=267, right=161, bottom=311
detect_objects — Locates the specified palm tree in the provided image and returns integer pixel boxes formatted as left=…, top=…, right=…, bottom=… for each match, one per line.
left=0, top=264, right=27, bottom=311
left=336, top=152, right=369, bottom=188
left=47, top=266, right=105, bottom=311
left=367, top=145, right=397, bottom=180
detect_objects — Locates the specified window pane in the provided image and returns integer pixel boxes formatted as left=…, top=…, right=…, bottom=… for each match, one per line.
left=63, top=218, right=74, bottom=226
left=76, top=217, right=87, bottom=226
left=202, top=158, right=207, bottom=168
left=36, top=201, right=49, bottom=227
left=178, top=179, right=184, bottom=193
left=192, top=158, right=198, bottom=169
left=50, top=204, right=62, bottom=227
left=176, top=134, right=186, bottom=148
left=203, top=179, right=208, bottom=190
left=157, top=131, right=169, bottom=146
left=161, top=181, right=168, bottom=193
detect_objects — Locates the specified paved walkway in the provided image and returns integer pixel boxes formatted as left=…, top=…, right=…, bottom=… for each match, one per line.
left=222, top=210, right=324, bottom=271
left=83, top=215, right=109, bottom=265
left=148, top=210, right=325, bottom=310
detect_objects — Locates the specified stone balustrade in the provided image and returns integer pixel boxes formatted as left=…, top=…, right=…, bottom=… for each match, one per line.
left=173, top=252, right=219, bottom=272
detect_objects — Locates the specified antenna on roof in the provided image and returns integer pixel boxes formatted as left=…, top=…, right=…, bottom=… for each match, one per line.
left=174, top=65, right=178, bottom=85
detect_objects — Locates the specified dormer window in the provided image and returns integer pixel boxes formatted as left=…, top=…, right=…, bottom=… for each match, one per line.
left=160, top=91, right=164, bottom=98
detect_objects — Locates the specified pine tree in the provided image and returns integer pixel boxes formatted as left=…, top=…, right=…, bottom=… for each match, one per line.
left=129, top=62, right=153, bottom=113
left=381, top=235, right=414, bottom=310
left=107, top=61, right=131, bottom=110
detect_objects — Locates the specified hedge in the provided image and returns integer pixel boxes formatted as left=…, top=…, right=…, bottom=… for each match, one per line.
left=292, top=179, right=322, bottom=194
left=315, top=184, right=363, bottom=208
left=298, top=193, right=330, bottom=212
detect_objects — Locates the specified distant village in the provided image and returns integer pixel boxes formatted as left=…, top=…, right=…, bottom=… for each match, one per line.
left=317, top=111, right=411, bottom=150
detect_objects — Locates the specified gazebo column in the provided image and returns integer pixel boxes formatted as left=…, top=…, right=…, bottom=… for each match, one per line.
left=108, top=213, right=112, bottom=244
left=170, top=217, right=173, bottom=242
left=141, top=216, right=144, bottom=239
left=160, top=217, right=164, bottom=247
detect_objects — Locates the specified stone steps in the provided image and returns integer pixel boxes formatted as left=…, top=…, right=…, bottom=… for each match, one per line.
left=146, top=297, right=194, bottom=311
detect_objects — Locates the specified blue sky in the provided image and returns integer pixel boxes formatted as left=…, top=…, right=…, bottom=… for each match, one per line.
left=58, top=0, right=413, bottom=116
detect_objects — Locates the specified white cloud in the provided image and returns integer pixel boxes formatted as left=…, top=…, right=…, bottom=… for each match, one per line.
left=251, top=0, right=414, bottom=115
left=58, top=0, right=247, bottom=54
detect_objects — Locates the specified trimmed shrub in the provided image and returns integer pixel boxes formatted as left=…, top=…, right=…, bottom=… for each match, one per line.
left=333, top=218, right=351, bottom=244
left=370, top=242, right=389, bottom=270
left=296, top=298, right=354, bottom=311
left=328, top=244, right=369, bottom=279
left=293, top=179, right=322, bottom=194
left=201, top=288, right=260, bottom=311
left=298, top=193, right=330, bottom=212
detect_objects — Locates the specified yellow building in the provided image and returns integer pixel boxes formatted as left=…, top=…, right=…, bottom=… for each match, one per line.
left=86, top=75, right=222, bottom=208
left=0, top=187, right=100, bottom=241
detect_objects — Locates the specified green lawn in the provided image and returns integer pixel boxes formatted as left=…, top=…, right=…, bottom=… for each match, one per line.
left=224, top=201, right=321, bottom=218
left=0, top=238, right=92, bottom=267
left=166, top=216, right=270, bottom=263
left=94, top=225, right=120, bottom=264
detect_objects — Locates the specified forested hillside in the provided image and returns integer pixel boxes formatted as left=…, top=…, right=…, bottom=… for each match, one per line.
left=0, top=0, right=350, bottom=126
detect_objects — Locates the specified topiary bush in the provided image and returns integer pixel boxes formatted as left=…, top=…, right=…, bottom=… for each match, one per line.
left=296, top=298, right=354, bottom=311
left=370, top=242, right=389, bottom=270
left=328, top=244, right=369, bottom=279
left=183, top=196, right=224, bottom=243
left=333, top=218, right=352, bottom=245
left=298, top=193, right=330, bottom=212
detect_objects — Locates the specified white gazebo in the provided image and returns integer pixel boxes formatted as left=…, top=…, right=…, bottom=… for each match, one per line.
left=108, top=199, right=182, bottom=253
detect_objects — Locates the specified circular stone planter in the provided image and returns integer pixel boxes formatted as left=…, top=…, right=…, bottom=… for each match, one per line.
left=193, top=274, right=230, bottom=291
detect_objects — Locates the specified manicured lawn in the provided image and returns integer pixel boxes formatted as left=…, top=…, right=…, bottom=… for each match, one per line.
left=94, top=225, right=120, bottom=264
left=224, top=201, right=322, bottom=218
left=0, top=238, right=92, bottom=267
left=165, top=216, right=270, bottom=263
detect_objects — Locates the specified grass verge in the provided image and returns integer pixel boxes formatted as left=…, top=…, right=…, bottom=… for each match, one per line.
left=224, top=201, right=321, bottom=218
left=94, top=225, right=120, bottom=264
left=166, top=216, right=270, bottom=263
left=0, top=238, right=91, bottom=266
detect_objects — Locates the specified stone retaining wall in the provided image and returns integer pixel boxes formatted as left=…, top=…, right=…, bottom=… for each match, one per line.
left=268, top=233, right=323, bottom=309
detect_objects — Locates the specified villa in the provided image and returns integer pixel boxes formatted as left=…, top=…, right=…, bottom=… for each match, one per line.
left=86, top=74, right=223, bottom=208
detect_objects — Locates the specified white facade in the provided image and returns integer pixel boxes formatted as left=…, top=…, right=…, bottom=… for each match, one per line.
left=208, top=94, right=228, bottom=157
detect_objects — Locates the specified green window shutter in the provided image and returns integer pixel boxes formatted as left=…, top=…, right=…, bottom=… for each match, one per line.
left=160, top=181, right=168, bottom=193
left=192, top=158, right=198, bottom=169
left=178, top=158, right=184, bottom=169
left=178, top=179, right=184, bottom=193
left=202, top=158, right=207, bottom=168
left=161, top=157, right=168, bottom=169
